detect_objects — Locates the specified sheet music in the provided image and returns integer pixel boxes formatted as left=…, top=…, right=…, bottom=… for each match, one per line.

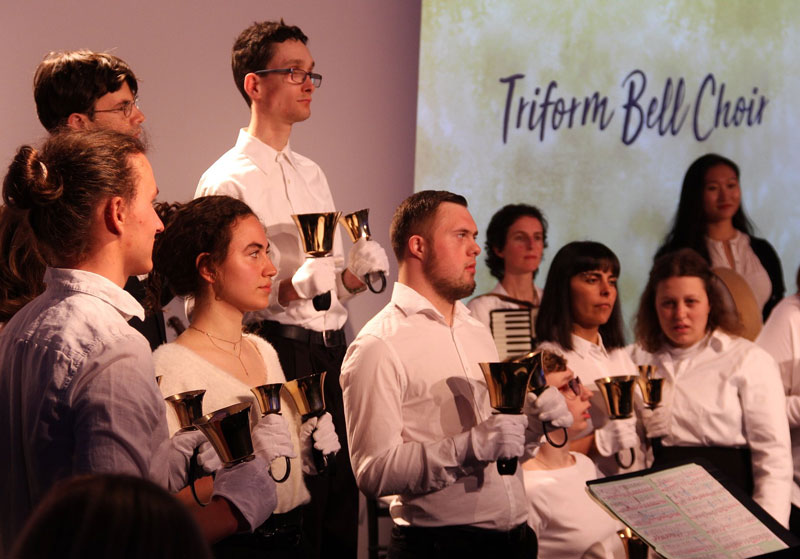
left=588, top=463, right=788, bottom=558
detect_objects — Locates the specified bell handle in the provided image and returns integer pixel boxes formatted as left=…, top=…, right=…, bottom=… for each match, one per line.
left=615, top=447, right=635, bottom=469
left=543, top=422, right=568, bottom=448
left=497, top=457, right=518, bottom=476
left=189, top=447, right=211, bottom=507
left=269, top=456, right=292, bottom=483
left=312, top=291, right=331, bottom=311
left=365, top=271, right=387, bottom=294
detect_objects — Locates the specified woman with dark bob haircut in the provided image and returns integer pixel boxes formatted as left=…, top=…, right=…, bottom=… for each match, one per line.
left=656, top=153, right=784, bottom=321
left=535, top=241, right=642, bottom=476
left=151, top=195, right=341, bottom=558
left=12, top=474, right=212, bottom=559
left=468, top=204, right=547, bottom=357
left=630, top=248, right=792, bottom=527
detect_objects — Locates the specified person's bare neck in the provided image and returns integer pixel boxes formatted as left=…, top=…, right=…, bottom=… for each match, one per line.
left=398, top=266, right=456, bottom=325
left=501, top=271, right=536, bottom=302
left=247, top=111, right=292, bottom=151
left=572, top=324, right=600, bottom=345
left=706, top=219, right=737, bottom=241
left=186, top=293, right=246, bottom=342
left=524, top=442, right=574, bottom=470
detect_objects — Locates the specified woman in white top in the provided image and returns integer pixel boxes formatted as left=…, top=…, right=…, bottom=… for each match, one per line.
left=150, top=195, right=340, bottom=558
left=467, top=204, right=547, bottom=356
left=757, top=265, right=800, bottom=534
left=524, top=370, right=625, bottom=559
left=535, top=241, right=642, bottom=476
left=655, top=153, right=784, bottom=320
left=632, top=248, right=792, bottom=527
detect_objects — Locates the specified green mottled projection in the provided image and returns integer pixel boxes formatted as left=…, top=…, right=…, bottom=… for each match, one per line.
left=417, top=0, right=800, bottom=333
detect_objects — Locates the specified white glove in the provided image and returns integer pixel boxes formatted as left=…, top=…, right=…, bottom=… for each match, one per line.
left=594, top=416, right=640, bottom=457
left=252, top=414, right=297, bottom=466
left=161, top=430, right=213, bottom=491
left=467, top=414, right=528, bottom=463
left=524, top=387, right=573, bottom=428
left=300, top=413, right=341, bottom=475
left=347, top=238, right=390, bottom=278
left=212, top=456, right=277, bottom=533
left=291, top=257, right=336, bottom=299
left=641, top=406, right=670, bottom=439
left=197, top=441, right=223, bottom=473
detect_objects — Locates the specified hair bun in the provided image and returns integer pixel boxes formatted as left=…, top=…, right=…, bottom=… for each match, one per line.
left=3, top=145, right=64, bottom=210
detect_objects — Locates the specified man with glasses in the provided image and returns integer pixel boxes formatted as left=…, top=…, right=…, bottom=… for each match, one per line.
left=196, top=20, right=388, bottom=558
left=28, top=50, right=166, bottom=350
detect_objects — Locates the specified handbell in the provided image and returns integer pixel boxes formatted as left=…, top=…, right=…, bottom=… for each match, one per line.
left=284, top=373, right=332, bottom=473
left=193, top=402, right=256, bottom=468
left=636, top=365, right=663, bottom=410
left=250, top=383, right=292, bottom=483
left=292, top=212, right=342, bottom=311
left=617, top=527, right=649, bottom=559
left=479, top=362, right=533, bottom=476
left=164, top=389, right=206, bottom=431
left=340, top=209, right=387, bottom=293
left=508, top=350, right=569, bottom=448
left=594, top=376, right=637, bottom=419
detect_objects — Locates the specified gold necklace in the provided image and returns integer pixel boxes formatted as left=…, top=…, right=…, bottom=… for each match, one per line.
left=188, top=325, right=250, bottom=377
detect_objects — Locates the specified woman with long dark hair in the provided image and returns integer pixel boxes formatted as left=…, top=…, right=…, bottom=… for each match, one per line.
left=632, top=248, right=791, bottom=526
left=656, top=153, right=784, bottom=320
left=535, top=241, right=642, bottom=475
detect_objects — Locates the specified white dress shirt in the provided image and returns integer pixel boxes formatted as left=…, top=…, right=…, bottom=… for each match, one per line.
left=340, top=282, right=529, bottom=530
left=0, top=268, right=168, bottom=550
left=757, top=295, right=800, bottom=507
left=707, top=231, right=772, bottom=313
left=630, top=330, right=792, bottom=525
left=154, top=335, right=310, bottom=513
left=524, top=453, right=625, bottom=559
left=196, top=129, right=352, bottom=332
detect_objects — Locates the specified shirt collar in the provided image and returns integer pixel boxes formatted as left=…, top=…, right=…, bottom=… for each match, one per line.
left=44, top=267, right=145, bottom=321
left=235, top=128, right=299, bottom=171
left=390, top=282, right=470, bottom=325
left=570, top=332, right=609, bottom=359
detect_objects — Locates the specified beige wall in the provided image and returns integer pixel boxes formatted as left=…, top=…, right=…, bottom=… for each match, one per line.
left=0, top=0, right=421, bottom=336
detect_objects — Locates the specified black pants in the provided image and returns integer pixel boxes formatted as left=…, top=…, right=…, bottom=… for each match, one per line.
left=388, top=523, right=537, bottom=559
left=212, top=509, right=309, bottom=559
left=257, top=323, right=358, bottom=559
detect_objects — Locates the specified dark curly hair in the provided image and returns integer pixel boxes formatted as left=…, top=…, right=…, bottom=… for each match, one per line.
left=635, top=248, right=742, bottom=352
left=484, top=204, right=548, bottom=281
left=535, top=241, right=626, bottom=351
left=3, top=129, right=143, bottom=267
left=0, top=206, right=47, bottom=322
left=232, top=20, right=308, bottom=106
left=148, top=196, right=257, bottom=310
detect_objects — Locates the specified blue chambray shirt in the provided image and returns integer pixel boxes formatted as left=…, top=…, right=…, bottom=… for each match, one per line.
left=0, top=268, right=169, bottom=551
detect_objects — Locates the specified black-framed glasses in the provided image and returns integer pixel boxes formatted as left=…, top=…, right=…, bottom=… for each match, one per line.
left=563, top=377, right=582, bottom=399
left=92, top=98, right=139, bottom=118
left=254, top=68, right=322, bottom=88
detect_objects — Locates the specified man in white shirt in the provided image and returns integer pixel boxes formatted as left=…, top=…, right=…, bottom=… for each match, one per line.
left=195, top=20, right=389, bottom=557
left=341, top=190, right=572, bottom=558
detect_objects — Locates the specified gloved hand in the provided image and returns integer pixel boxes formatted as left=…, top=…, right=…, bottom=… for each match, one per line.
left=212, top=456, right=277, bottom=532
left=300, top=413, right=341, bottom=475
left=291, top=257, right=336, bottom=299
left=641, top=405, right=671, bottom=439
left=252, top=414, right=297, bottom=466
left=347, top=238, right=390, bottom=278
left=594, top=416, right=640, bottom=457
left=162, top=430, right=218, bottom=492
left=467, top=414, right=528, bottom=463
left=524, top=387, right=573, bottom=428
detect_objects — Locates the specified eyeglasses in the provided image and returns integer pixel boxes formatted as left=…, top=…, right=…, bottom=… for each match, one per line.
left=92, top=98, right=139, bottom=118
left=562, top=377, right=583, bottom=399
left=254, top=68, right=322, bottom=88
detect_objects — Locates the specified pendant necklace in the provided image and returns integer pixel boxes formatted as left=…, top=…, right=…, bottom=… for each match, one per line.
left=189, top=325, right=250, bottom=377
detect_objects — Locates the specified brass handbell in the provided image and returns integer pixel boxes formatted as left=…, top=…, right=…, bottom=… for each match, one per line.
left=292, top=212, right=342, bottom=311
left=595, top=375, right=637, bottom=468
left=284, top=373, right=332, bottom=473
left=251, top=383, right=291, bottom=483
left=339, top=209, right=387, bottom=293
left=636, top=365, right=663, bottom=410
left=479, top=362, right=533, bottom=476
left=507, top=350, right=569, bottom=448
left=164, top=389, right=206, bottom=431
left=617, top=527, right=649, bottom=559
left=193, top=402, right=256, bottom=468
